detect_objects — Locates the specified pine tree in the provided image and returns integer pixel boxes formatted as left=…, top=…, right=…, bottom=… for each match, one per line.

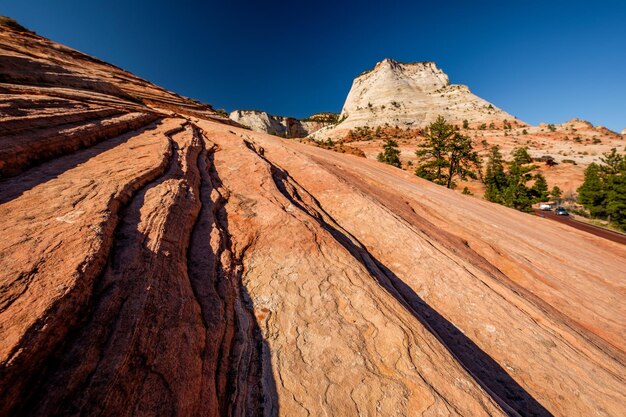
left=377, top=139, right=401, bottom=168
left=415, top=116, right=454, bottom=184
left=483, top=145, right=507, bottom=203
left=415, top=116, right=479, bottom=188
left=550, top=185, right=562, bottom=201
left=484, top=147, right=559, bottom=213
left=578, top=163, right=607, bottom=218
left=445, top=132, right=480, bottom=188
left=600, top=148, right=624, bottom=174
left=606, top=173, right=626, bottom=230
left=578, top=148, right=626, bottom=231
left=531, top=173, right=549, bottom=202
left=501, top=147, right=536, bottom=212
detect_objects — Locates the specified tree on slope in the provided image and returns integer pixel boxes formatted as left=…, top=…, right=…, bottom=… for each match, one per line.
left=550, top=185, right=562, bottom=202
left=531, top=173, right=549, bottom=202
left=415, top=116, right=479, bottom=188
left=445, top=132, right=480, bottom=188
left=600, top=147, right=624, bottom=174
left=578, top=163, right=607, bottom=218
left=501, top=147, right=537, bottom=212
left=483, top=145, right=507, bottom=203
left=377, top=139, right=402, bottom=168
left=578, top=148, right=626, bottom=230
left=484, top=146, right=550, bottom=212
left=606, top=172, right=626, bottom=230
left=415, top=116, right=453, bottom=184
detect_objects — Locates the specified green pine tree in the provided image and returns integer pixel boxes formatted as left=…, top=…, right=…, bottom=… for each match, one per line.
left=415, top=116, right=454, bottom=185
left=549, top=185, right=562, bottom=201
left=377, top=139, right=401, bottom=168
left=415, top=116, right=479, bottom=188
left=578, top=163, right=607, bottom=218
left=600, top=148, right=624, bottom=174
left=531, top=173, right=549, bottom=202
left=577, top=148, right=626, bottom=230
left=484, top=147, right=559, bottom=213
left=606, top=173, right=626, bottom=230
left=483, top=145, right=507, bottom=204
left=444, top=132, right=480, bottom=188
left=501, top=147, right=536, bottom=212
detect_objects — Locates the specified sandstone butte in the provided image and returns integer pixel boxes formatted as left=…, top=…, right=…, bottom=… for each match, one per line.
left=308, top=58, right=525, bottom=140
left=0, top=21, right=625, bottom=417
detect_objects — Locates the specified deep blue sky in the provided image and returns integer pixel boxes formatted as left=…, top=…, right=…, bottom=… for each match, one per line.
left=3, top=1, right=625, bottom=130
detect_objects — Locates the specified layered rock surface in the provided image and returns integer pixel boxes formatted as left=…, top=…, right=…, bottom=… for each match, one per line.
left=1, top=21, right=625, bottom=417
left=229, top=109, right=334, bottom=138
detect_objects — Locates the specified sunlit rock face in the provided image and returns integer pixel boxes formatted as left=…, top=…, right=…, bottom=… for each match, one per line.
left=341, top=58, right=519, bottom=127
left=229, top=110, right=334, bottom=138
left=311, top=58, right=523, bottom=140
left=1, top=20, right=625, bottom=417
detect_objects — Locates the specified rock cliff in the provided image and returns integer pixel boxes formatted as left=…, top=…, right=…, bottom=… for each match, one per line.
left=311, top=58, right=524, bottom=139
left=1, top=20, right=625, bottom=417
left=229, top=110, right=335, bottom=138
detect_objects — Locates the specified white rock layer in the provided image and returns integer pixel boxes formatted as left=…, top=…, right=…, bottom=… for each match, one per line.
left=229, top=110, right=330, bottom=138
left=311, top=58, right=524, bottom=139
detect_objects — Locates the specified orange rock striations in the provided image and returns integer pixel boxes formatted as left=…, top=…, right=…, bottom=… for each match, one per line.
left=1, top=20, right=625, bottom=417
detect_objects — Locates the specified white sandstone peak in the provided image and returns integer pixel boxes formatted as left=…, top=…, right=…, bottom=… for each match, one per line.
left=310, top=59, right=524, bottom=139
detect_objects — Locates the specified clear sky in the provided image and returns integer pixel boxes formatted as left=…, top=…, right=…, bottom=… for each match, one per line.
left=3, top=0, right=625, bottom=131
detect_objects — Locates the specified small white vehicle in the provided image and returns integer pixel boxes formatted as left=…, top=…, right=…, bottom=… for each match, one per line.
left=539, top=203, right=553, bottom=211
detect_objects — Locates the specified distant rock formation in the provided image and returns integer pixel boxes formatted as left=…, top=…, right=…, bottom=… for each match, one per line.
left=229, top=110, right=336, bottom=138
left=556, top=118, right=594, bottom=130
left=311, top=58, right=524, bottom=139
left=545, top=118, right=622, bottom=137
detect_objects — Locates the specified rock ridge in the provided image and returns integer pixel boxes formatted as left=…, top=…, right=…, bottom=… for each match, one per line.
left=229, top=109, right=335, bottom=138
